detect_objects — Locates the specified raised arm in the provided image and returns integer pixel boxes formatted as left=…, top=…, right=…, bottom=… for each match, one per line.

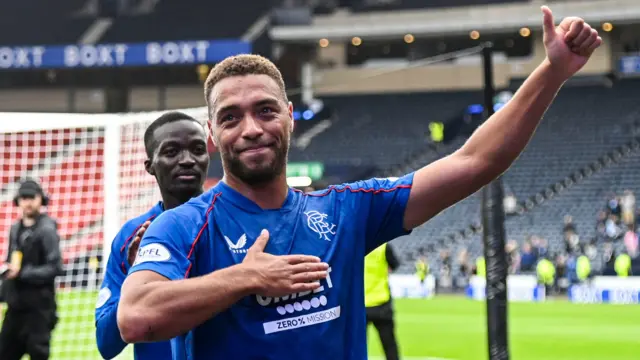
left=118, top=229, right=328, bottom=343
left=403, top=7, right=602, bottom=230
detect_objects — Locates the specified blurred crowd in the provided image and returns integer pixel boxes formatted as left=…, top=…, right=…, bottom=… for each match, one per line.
left=422, top=190, right=640, bottom=294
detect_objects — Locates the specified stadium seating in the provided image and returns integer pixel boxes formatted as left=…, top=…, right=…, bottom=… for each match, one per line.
left=0, top=0, right=91, bottom=45
left=383, top=80, right=640, bottom=273
left=101, top=0, right=272, bottom=43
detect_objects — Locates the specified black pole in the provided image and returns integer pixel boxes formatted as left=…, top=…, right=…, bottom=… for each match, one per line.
left=481, top=42, right=510, bottom=360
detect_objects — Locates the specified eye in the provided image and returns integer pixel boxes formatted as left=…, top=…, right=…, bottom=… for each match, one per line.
left=220, top=114, right=235, bottom=123
left=163, top=148, right=178, bottom=157
left=193, top=144, right=207, bottom=155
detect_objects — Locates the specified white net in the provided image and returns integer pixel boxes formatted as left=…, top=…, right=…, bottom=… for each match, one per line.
left=0, top=108, right=209, bottom=360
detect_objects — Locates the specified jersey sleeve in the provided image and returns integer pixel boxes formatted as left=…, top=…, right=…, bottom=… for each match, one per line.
left=128, top=211, right=193, bottom=281
left=95, top=233, right=128, bottom=359
left=346, top=173, right=414, bottom=254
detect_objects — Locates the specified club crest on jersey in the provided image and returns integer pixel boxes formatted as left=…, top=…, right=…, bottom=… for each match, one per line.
left=224, top=234, right=248, bottom=254
left=304, top=211, right=336, bottom=241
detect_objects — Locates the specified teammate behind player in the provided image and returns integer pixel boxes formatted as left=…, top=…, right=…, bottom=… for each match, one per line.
left=118, top=7, right=601, bottom=359
left=95, top=111, right=209, bottom=359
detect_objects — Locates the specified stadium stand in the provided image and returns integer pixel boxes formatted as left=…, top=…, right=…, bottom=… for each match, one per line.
left=0, top=0, right=91, bottom=45
left=100, top=0, right=272, bottom=43
left=378, top=80, right=640, bottom=275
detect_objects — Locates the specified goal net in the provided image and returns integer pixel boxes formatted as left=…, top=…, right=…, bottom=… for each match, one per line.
left=0, top=107, right=208, bottom=360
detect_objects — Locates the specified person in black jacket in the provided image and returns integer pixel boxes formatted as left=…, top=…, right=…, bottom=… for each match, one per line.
left=0, top=179, right=63, bottom=360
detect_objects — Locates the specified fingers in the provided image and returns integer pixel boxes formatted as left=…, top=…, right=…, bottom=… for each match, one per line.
left=564, top=18, right=584, bottom=44
left=248, top=229, right=270, bottom=253
left=289, top=281, right=323, bottom=293
left=289, top=262, right=329, bottom=274
left=290, top=270, right=328, bottom=284
left=570, top=24, right=592, bottom=50
left=284, top=255, right=322, bottom=265
left=586, top=36, right=603, bottom=55
left=541, top=6, right=555, bottom=37
left=576, top=29, right=598, bottom=53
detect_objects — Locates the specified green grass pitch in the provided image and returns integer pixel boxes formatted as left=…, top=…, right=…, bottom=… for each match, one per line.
left=3, top=291, right=639, bottom=360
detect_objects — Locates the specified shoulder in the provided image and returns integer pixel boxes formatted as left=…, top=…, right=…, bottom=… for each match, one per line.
left=112, top=207, right=160, bottom=251
left=148, top=190, right=219, bottom=238
left=37, top=215, right=59, bottom=232
left=308, top=174, right=414, bottom=199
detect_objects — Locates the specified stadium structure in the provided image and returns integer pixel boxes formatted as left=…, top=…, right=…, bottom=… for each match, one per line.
left=0, top=0, right=640, bottom=359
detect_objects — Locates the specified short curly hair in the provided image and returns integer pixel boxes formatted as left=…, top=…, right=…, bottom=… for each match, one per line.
left=204, top=54, right=287, bottom=118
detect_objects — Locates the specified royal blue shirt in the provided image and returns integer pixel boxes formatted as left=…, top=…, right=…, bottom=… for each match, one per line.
left=95, top=202, right=172, bottom=360
left=130, top=174, right=414, bottom=360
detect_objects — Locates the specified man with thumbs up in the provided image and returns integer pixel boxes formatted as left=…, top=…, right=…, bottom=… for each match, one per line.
left=119, top=6, right=601, bottom=360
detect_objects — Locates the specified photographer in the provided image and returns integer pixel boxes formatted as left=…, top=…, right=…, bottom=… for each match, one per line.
left=0, top=179, right=63, bottom=360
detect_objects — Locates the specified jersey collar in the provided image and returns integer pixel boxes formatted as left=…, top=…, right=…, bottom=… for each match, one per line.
left=216, top=181, right=298, bottom=213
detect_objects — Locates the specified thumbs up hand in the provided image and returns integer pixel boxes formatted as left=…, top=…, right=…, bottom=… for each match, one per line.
left=541, top=5, right=602, bottom=80
left=242, top=229, right=329, bottom=297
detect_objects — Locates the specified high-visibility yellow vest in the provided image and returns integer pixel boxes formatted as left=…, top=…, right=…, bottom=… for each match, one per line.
left=615, top=254, right=632, bottom=277
left=537, top=258, right=555, bottom=285
left=576, top=255, right=591, bottom=281
left=476, top=257, right=486, bottom=277
left=364, top=243, right=391, bottom=308
left=415, top=259, right=428, bottom=281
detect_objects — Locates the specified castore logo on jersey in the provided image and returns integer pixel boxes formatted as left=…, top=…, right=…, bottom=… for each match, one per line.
left=224, top=233, right=248, bottom=254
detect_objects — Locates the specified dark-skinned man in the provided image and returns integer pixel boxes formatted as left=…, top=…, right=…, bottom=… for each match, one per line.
left=95, top=111, right=210, bottom=360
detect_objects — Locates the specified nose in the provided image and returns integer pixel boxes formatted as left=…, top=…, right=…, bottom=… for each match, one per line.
left=178, top=150, right=196, bottom=167
left=240, top=114, right=264, bottom=140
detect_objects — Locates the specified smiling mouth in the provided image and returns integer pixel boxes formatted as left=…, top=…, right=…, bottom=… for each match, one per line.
left=175, top=173, right=200, bottom=181
left=241, top=144, right=273, bottom=154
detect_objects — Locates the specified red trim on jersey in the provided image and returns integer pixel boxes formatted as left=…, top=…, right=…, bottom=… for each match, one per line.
left=184, top=192, right=221, bottom=278
left=295, top=184, right=412, bottom=197
left=119, top=214, right=157, bottom=274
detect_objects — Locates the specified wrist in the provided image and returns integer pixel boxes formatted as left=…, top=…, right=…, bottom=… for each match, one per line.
left=232, top=263, right=262, bottom=295
left=540, top=57, right=570, bottom=87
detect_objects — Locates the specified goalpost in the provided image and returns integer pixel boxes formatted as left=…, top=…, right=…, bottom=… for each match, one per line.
left=0, top=107, right=209, bottom=360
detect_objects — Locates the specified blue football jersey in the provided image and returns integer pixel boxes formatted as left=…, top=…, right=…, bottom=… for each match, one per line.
left=130, top=174, right=414, bottom=360
left=95, top=201, right=173, bottom=360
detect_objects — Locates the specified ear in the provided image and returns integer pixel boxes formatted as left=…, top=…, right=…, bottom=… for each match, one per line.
left=287, top=101, right=294, bottom=133
left=144, top=158, right=155, bottom=176
left=208, top=119, right=218, bottom=147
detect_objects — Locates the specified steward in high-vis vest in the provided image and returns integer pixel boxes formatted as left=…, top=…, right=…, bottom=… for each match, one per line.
left=364, top=243, right=400, bottom=360
left=415, top=256, right=429, bottom=284
left=615, top=253, right=632, bottom=277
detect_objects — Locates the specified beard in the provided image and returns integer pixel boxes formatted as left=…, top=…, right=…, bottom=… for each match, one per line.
left=222, top=140, right=289, bottom=186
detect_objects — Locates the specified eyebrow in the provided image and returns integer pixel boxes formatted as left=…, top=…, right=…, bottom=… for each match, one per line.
left=215, top=98, right=281, bottom=119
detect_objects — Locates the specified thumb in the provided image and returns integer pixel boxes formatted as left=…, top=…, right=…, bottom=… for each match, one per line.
left=249, top=229, right=270, bottom=253
left=541, top=6, right=556, bottom=39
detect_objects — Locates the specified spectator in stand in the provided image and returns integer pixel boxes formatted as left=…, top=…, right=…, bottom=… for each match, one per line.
left=621, top=190, right=636, bottom=226
left=605, top=213, right=622, bottom=240
left=562, top=219, right=580, bottom=253
left=553, top=253, right=567, bottom=293
left=624, top=225, right=639, bottom=256
left=530, top=235, right=548, bottom=258
left=607, top=194, right=622, bottom=217
left=506, top=240, right=520, bottom=274
left=595, top=210, right=608, bottom=242
left=601, top=242, right=616, bottom=276
left=563, top=215, right=576, bottom=234
left=520, top=241, right=538, bottom=272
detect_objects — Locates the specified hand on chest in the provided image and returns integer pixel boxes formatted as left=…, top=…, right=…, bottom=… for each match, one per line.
left=217, top=209, right=340, bottom=262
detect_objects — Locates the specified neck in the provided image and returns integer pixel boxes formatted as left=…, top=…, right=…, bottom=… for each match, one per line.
left=223, top=173, right=289, bottom=210
left=22, top=216, right=37, bottom=227
left=161, top=189, right=203, bottom=210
